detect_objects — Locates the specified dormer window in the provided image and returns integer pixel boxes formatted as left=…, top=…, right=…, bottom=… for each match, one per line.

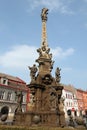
left=3, top=79, right=7, bottom=84
left=1, top=77, right=8, bottom=85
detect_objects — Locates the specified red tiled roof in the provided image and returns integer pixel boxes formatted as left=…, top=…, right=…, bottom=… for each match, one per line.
left=0, top=73, right=26, bottom=84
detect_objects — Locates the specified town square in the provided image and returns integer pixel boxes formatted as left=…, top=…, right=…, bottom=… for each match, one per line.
left=0, top=0, right=87, bottom=130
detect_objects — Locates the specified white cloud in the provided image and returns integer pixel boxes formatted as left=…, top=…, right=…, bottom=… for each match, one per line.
left=0, top=44, right=74, bottom=82
left=0, top=44, right=74, bottom=70
left=0, top=45, right=38, bottom=69
left=28, top=0, right=74, bottom=14
left=51, top=47, right=74, bottom=59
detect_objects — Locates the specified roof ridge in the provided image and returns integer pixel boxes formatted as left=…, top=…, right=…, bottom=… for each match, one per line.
left=0, top=72, right=26, bottom=83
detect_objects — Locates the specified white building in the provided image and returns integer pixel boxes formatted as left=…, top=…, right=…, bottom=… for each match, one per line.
left=62, top=85, right=79, bottom=119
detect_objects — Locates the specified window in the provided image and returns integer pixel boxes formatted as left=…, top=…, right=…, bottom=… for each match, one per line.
left=1, top=78, right=8, bottom=85
left=7, top=92, right=12, bottom=101
left=0, top=91, right=5, bottom=100
left=66, top=102, right=68, bottom=106
left=15, top=93, right=17, bottom=101
left=69, top=102, right=70, bottom=106
left=71, top=102, right=72, bottom=107
left=3, top=79, right=7, bottom=84
left=66, top=94, right=67, bottom=98
left=71, top=95, right=72, bottom=99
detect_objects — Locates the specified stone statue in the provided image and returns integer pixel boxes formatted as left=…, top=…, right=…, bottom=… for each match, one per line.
left=58, top=97, right=65, bottom=127
left=41, top=8, right=49, bottom=21
left=28, top=64, right=38, bottom=81
left=37, top=48, right=42, bottom=57
left=49, top=53, right=52, bottom=59
left=55, top=67, right=61, bottom=83
left=50, top=92, right=56, bottom=110
left=58, top=97, right=64, bottom=112
left=46, top=48, right=50, bottom=54
left=50, top=61, right=54, bottom=72
left=16, top=91, right=23, bottom=113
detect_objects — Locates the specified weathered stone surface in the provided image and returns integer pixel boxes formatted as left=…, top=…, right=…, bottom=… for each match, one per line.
left=1, top=114, right=8, bottom=121
left=14, top=8, right=65, bottom=127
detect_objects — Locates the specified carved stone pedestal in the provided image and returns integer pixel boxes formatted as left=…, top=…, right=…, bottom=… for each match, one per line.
left=14, top=111, right=65, bottom=127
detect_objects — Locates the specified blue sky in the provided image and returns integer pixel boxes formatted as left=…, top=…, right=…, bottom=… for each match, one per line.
left=0, top=0, right=87, bottom=90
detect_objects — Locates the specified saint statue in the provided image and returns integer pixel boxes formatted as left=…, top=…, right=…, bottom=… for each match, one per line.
left=41, top=8, right=49, bottom=21
left=55, top=67, right=61, bottom=83
left=15, top=91, right=23, bottom=113
left=28, top=64, right=38, bottom=81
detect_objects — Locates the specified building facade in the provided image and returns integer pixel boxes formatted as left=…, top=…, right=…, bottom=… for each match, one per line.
left=82, top=91, right=87, bottom=115
left=62, top=85, right=87, bottom=119
left=62, top=85, right=79, bottom=118
left=76, top=89, right=87, bottom=116
left=0, top=73, right=28, bottom=122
